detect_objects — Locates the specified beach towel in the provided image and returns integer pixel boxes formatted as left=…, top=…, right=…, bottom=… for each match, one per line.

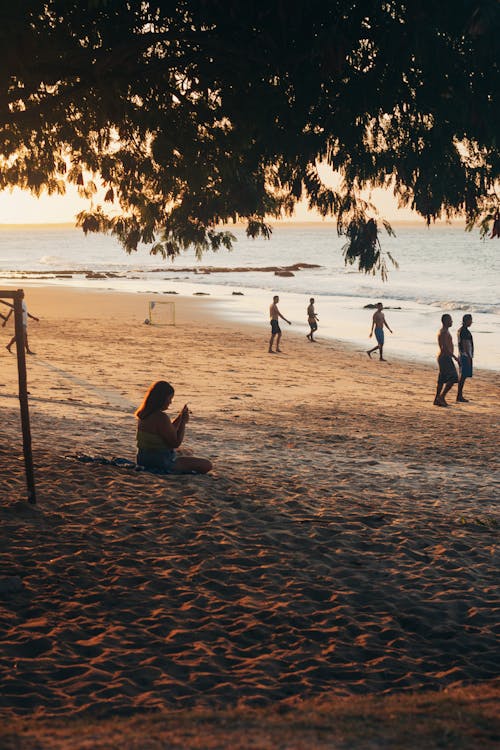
left=65, top=453, right=174, bottom=476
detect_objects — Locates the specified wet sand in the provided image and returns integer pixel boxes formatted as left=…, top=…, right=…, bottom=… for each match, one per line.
left=0, top=287, right=499, bottom=734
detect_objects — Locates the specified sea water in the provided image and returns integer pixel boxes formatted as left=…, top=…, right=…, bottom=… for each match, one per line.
left=0, top=222, right=499, bottom=371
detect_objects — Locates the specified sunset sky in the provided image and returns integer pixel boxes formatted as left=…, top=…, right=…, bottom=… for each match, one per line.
left=0, top=182, right=419, bottom=224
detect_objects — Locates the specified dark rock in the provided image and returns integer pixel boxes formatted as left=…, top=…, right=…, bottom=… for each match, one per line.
left=363, top=304, right=402, bottom=309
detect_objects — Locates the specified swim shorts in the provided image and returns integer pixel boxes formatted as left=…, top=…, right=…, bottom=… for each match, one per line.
left=375, top=327, right=384, bottom=346
left=270, top=319, right=281, bottom=334
left=459, top=353, right=473, bottom=379
left=437, top=355, right=458, bottom=386
left=308, top=320, right=318, bottom=332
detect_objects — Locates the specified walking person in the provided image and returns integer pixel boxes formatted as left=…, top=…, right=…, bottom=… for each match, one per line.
left=367, top=302, right=393, bottom=361
left=457, top=314, right=474, bottom=402
left=434, top=313, right=459, bottom=407
left=268, top=295, right=291, bottom=353
left=4, top=297, right=39, bottom=355
left=306, top=298, right=319, bottom=341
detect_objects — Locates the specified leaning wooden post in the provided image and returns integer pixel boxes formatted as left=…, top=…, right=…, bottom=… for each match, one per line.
left=13, top=290, right=37, bottom=505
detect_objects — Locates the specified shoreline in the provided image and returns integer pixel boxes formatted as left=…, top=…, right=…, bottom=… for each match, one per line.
left=1, top=219, right=499, bottom=372
left=2, top=281, right=499, bottom=373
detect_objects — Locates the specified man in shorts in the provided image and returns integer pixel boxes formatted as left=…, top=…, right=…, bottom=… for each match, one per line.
left=4, top=296, right=39, bottom=355
left=306, top=298, right=319, bottom=341
left=457, top=314, right=474, bottom=402
left=434, top=313, right=459, bottom=407
left=269, top=295, right=291, bottom=353
left=367, top=302, right=393, bottom=361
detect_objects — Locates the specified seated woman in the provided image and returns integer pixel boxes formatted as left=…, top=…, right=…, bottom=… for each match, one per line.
left=135, top=380, right=212, bottom=474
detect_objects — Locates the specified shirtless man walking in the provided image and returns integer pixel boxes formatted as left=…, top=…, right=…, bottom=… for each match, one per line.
left=367, top=302, right=393, bottom=361
left=306, top=298, right=319, bottom=341
left=434, top=313, right=459, bottom=407
left=269, top=295, right=291, bottom=353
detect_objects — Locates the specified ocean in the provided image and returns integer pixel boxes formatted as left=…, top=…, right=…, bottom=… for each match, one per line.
left=0, top=222, right=499, bottom=371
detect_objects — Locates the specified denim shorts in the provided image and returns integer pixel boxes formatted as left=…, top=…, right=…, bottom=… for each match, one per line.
left=136, top=449, right=177, bottom=472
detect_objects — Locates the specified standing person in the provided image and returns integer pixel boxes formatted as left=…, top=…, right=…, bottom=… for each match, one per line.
left=457, top=314, right=474, bottom=403
left=268, top=295, right=291, bottom=353
left=4, top=297, right=39, bottom=355
left=306, top=298, right=319, bottom=341
left=367, top=302, right=393, bottom=361
left=434, top=313, right=459, bottom=407
left=135, top=380, right=212, bottom=473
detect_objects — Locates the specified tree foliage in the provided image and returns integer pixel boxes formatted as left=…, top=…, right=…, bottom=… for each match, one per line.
left=0, top=1, right=499, bottom=272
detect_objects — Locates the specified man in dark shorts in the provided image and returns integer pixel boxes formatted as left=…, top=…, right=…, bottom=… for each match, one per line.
left=268, top=295, right=291, bottom=353
left=457, top=314, right=474, bottom=402
left=434, top=313, right=459, bottom=407
left=306, top=298, right=319, bottom=341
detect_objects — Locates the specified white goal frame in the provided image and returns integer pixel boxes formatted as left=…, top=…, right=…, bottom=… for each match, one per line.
left=148, top=300, right=176, bottom=326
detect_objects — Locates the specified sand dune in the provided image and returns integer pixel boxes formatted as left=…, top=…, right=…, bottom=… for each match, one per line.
left=0, top=287, right=499, bottom=720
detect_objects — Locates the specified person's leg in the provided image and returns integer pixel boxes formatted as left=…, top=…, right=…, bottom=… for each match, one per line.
left=457, top=374, right=465, bottom=401
left=375, top=330, right=386, bottom=360
left=6, top=334, right=15, bottom=352
left=440, top=381, right=456, bottom=405
left=434, top=381, right=442, bottom=404
left=171, top=456, right=212, bottom=474
left=1, top=309, right=13, bottom=327
left=276, top=331, right=282, bottom=352
left=434, top=372, right=452, bottom=405
left=367, top=333, right=381, bottom=358
left=269, top=332, right=275, bottom=352
left=24, top=327, right=34, bottom=354
left=457, top=356, right=470, bottom=401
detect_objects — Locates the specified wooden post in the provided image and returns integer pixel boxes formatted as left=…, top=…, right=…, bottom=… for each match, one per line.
left=1, top=289, right=37, bottom=504
left=14, top=291, right=36, bottom=504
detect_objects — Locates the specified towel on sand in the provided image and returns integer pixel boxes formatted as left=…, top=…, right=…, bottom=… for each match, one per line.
left=65, top=453, right=172, bottom=476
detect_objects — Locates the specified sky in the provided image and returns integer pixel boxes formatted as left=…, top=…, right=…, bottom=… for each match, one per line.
left=0, top=181, right=420, bottom=225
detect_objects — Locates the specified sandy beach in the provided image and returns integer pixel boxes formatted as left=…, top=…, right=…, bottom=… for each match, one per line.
left=1, top=286, right=499, bottom=746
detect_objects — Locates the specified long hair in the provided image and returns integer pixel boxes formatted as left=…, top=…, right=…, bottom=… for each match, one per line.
left=135, top=380, right=174, bottom=420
